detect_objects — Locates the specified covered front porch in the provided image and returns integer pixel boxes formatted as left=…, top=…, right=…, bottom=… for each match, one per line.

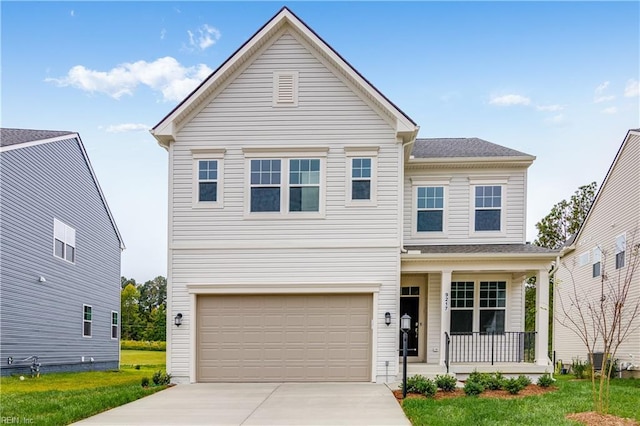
left=399, top=244, right=557, bottom=379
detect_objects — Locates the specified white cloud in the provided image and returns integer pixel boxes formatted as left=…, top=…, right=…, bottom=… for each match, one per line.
left=103, top=123, right=150, bottom=133
left=70, top=10, right=75, bottom=17
left=46, top=57, right=213, bottom=102
left=160, top=28, right=166, bottom=40
left=545, top=113, right=567, bottom=125
left=594, top=81, right=615, bottom=103
left=489, top=94, right=531, bottom=106
left=624, top=79, right=639, bottom=97
left=188, top=24, right=221, bottom=51
left=536, top=104, right=565, bottom=112
left=601, top=106, right=617, bottom=114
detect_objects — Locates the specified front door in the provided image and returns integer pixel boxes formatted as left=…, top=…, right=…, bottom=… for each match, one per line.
left=399, top=286, right=420, bottom=358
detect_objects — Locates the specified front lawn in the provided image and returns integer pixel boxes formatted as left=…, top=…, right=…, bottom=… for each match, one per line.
left=401, top=376, right=640, bottom=425
left=0, top=350, right=168, bottom=425
left=121, top=349, right=166, bottom=366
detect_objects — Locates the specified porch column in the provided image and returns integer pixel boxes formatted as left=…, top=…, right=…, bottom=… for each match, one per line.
left=535, top=268, right=550, bottom=365
left=439, top=270, right=452, bottom=365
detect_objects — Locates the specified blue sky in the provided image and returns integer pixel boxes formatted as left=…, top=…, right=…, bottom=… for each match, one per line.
left=2, top=1, right=639, bottom=282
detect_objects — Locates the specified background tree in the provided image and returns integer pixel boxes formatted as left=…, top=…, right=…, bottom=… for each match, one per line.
left=121, top=276, right=136, bottom=290
left=121, top=283, right=143, bottom=340
left=119, top=275, right=167, bottom=341
left=526, top=182, right=598, bottom=351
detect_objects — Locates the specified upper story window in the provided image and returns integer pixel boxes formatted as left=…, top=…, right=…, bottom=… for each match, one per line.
left=83, top=304, right=92, bottom=337
left=417, top=186, right=444, bottom=232
left=54, top=218, right=75, bottom=263
left=474, top=185, right=502, bottom=232
left=251, top=159, right=282, bottom=212
left=615, top=233, right=626, bottom=269
left=192, top=149, right=225, bottom=208
left=244, top=147, right=328, bottom=218
left=592, top=247, right=602, bottom=277
left=289, top=159, right=320, bottom=212
left=345, top=147, right=378, bottom=206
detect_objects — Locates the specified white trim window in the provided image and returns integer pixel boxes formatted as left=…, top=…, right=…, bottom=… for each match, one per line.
left=345, top=147, right=378, bottom=206
left=474, top=185, right=502, bottom=232
left=417, top=186, right=444, bottom=232
left=83, top=305, right=92, bottom=337
left=615, top=233, right=626, bottom=269
left=111, top=311, right=119, bottom=339
left=450, top=282, right=474, bottom=333
left=289, top=159, right=320, bottom=212
left=53, top=218, right=76, bottom=263
left=192, top=149, right=225, bottom=208
left=250, top=159, right=282, bottom=212
left=592, top=247, right=602, bottom=278
left=479, top=281, right=506, bottom=334
left=578, top=251, right=590, bottom=267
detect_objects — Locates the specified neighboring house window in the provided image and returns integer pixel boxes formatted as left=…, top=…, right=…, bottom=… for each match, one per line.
left=450, top=282, right=474, bottom=333
left=417, top=186, right=444, bottom=232
left=474, top=186, right=502, bottom=231
left=479, top=281, right=506, bottom=334
left=615, top=233, right=626, bottom=269
left=289, top=159, right=320, bottom=212
left=273, top=71, right=299, bottom=106
left=53, top=218, right=76, bottom=263
left=578, top=252, right=590, bottom=267
left=592, top=247, right=601, bottom=278
left=111, top=311, right=119, bottom=339
left=250, top=159, right=282, bottom=212
left=83, top=305, right=92, bottom=337
left=198, top=160, right=218, bottom=202
left=351, top=158, right=372, bottom=200
left=191, top=149, right=225, bottom=208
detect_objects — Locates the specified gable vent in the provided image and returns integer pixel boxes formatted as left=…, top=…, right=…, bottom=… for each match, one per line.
left=273, top=71, right=298, bottom=106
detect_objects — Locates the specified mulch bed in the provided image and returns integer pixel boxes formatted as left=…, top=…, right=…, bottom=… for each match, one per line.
left=566, top=412, right=639, bottom=426
left=392, top=384, right=556, bottom=402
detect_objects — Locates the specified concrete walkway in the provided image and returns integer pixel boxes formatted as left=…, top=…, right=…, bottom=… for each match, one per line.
left=74, top=382, right=410, bottom=426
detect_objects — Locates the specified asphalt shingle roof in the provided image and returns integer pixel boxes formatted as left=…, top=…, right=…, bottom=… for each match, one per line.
left=0, top=128, right=75, bottom=148
left=411, top=138, right=532, bottom=159
left=404, top=244, right=558, bottom=255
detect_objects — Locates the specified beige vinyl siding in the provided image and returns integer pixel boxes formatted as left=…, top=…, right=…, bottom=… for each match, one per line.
left=427, top=273, right=442, bottom=364
left=167, top=32, right=402, bottom=382
left=555, top=133, right=640, bottom=364
left=403, top=168, right=528, bottom=245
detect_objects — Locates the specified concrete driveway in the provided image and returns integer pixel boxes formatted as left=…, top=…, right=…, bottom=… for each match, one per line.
left=74, top=382, right=410, bottom=426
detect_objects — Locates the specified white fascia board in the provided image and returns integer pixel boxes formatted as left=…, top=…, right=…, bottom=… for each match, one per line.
left=408, top=155, right=535, bottom=165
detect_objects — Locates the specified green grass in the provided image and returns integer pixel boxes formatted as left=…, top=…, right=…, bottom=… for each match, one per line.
left=402, top=376, right=640, bottom=426
left=0, top=350, right=168, bottom=425
left=121, top=349, right=166, bottom=366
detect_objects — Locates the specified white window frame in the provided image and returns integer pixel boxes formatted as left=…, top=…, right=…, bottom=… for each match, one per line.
left=83, top=304, right=92, bottom=338
left=578, top=251, right=590, bottom=267
left=345, top=147, right=378, bottom=206
left=53, top=218, right=76, bottom=263
left=192, top=149, right=225, bottom=208
left=273, top=71, right=299, bottom=107
left=615, top=233, right=626, bottom=269
left=592, top=247, right=602, bottom=277
left=111, top=311, right=119, bottom=340
left=411, top=178, right=450, bottom=238
left=449, top=275, right=511, bottom=333
left=243, top=147, right=328, bottom=219
left=469, top=178, right=508, bottom=237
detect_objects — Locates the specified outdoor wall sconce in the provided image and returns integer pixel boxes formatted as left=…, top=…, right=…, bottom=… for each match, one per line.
left=174, top=313, right=183, bottom=327
left=384, top=312, right=391, bottom=326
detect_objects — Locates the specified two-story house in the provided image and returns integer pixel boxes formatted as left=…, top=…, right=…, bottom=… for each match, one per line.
left=151, top=7, right=557, bottom=384
left=0, top=128, right=124, bottom=376
left=554, top=129, right=640, bottom=375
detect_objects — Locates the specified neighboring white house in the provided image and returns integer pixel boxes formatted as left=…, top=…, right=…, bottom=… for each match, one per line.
left=151, top=7, right=557, bottom=384
left=554, top=129, right=640, bottom=373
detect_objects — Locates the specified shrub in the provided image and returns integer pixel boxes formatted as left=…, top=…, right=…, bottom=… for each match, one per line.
left=152, top=370, right=172, bottom=386
left=134, top=365, right=141, bottom=370
left=537, top=373, right=554, bottom=388
left=402, top=375, right=437, bottom=397
left=503, top=377, right=525, bottom=394
left=121, top=340, right=166, bottom=351
left=486, top=372, right=505, bottom=390
left=140, top=377, right=150, bottom=388
left=516, top=375, right=532, bottom=387
left=572, top=358, right=588, bottom=379
left=463, top=380, right=484, bottom=396
left=467, top=370, right=492, bottom=387
left=435, top=374, right=457, bottom=392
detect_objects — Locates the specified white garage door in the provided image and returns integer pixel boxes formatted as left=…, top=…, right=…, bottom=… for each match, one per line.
left=197, top=294, right=372, bottom=382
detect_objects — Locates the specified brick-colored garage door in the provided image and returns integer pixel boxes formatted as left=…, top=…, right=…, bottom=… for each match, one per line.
left=197, top=294, right=372, bottom=382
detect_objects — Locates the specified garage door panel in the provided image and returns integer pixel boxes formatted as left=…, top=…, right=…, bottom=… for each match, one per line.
left=197, top=294, right=372, bottom=382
